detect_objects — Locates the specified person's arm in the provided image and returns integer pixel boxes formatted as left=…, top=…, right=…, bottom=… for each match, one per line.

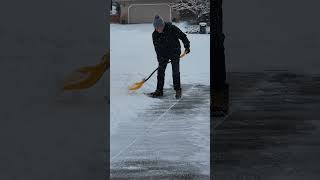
left=172, top=24, right=190, bottom=49
left=152, top=32, right=161, bottom=56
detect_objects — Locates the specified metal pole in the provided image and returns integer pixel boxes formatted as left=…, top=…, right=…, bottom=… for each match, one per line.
left=211, top=0, right=229, bottom=116
left=211, top=0, right=226, bottom=89
left=211, top=1, right=228, bottom=178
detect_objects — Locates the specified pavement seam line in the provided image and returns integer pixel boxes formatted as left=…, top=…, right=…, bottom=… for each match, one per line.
left=111, top=85, right=196, bottom=161
left=214, top=110, right=234, bottom=129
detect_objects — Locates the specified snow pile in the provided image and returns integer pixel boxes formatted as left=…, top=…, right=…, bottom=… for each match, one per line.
left=171, top=0, right=210, bottom=19
left=185, top=24, right=210, bottom=34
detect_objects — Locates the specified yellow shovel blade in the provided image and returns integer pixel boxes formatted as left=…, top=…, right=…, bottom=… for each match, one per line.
left=129, top=80, right=145, bottom=91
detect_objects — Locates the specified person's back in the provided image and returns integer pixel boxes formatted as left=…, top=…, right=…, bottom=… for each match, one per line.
left=152, top=22, right=188, bottom=57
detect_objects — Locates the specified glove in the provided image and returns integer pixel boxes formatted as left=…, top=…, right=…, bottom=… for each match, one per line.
left=185, top=47, right=191, bottom=54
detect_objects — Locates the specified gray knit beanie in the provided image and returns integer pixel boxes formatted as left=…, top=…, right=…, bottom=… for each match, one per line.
left=153, top=15, right=165, bottom=28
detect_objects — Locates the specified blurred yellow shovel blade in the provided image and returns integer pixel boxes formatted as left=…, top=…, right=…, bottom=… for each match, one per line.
left=128, top=79, right=146, bottom=91
left=63, top=52, right=110, bottom=91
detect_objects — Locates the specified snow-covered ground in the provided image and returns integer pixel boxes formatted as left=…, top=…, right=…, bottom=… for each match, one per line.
left=110, top=23, right=210, bottom=135
left=110, top=23, right=210, bottom=178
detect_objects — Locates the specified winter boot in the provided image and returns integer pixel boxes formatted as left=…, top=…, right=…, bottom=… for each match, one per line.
left=175, top=89, right=182, bottom=99
left=149, top=90, right=163, bottom=98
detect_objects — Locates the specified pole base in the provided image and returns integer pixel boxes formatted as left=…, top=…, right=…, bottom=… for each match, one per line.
left=212, top=83, right=229, bottom=116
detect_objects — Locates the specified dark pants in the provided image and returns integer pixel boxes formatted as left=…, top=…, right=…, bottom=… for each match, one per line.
left=157, top=55, right=181, bottom=91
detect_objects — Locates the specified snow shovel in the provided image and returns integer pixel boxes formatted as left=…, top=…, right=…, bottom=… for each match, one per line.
left=129, top=51, right=187, bottom=91
left=63, top=51, right=110, bottom=91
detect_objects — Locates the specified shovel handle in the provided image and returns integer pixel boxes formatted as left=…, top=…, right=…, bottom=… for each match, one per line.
left=180, top=51, right=187, bottom=58
left=144, top=67, right=159, bottom=82
left=144, top=51, right=188, bottom=83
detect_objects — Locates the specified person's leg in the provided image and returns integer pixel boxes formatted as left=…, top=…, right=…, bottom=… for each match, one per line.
left=171, top=56, right=181, bottom=91
left=156, top=57, right=168, bottom=91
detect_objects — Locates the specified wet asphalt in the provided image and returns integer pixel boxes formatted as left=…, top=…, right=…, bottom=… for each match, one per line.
left=213, top=72, right=320, bottom=180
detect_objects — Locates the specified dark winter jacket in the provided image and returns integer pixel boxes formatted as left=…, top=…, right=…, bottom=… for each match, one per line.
left=152, top=22, right=190, bottom=58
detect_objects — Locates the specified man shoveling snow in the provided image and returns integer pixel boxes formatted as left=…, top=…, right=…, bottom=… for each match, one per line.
left=149, top=15, right=191, bottom=99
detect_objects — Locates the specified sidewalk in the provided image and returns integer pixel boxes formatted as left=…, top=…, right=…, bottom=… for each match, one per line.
left=111, top=84, right=210, bottom=179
